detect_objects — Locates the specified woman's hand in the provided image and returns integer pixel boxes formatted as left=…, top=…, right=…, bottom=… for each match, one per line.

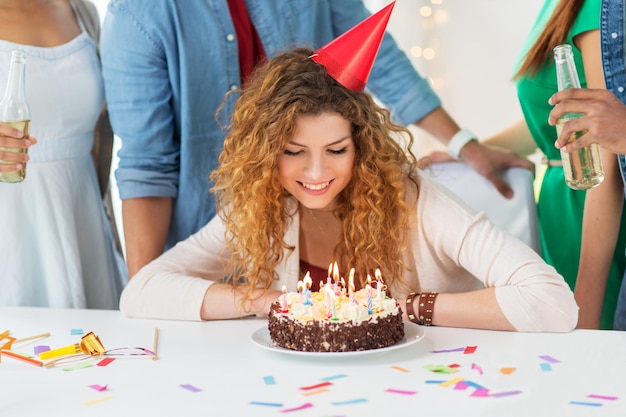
left=0, top=123, right=37, bottom=173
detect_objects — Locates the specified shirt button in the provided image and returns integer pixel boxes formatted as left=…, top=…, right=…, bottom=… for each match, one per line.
left=619, top=86, right=625, bottom=93
left=612, top=32, right=618, bottom=39
left=226, top=33, right=235, bottom=42
left=230, top=84, right=239, bottom=91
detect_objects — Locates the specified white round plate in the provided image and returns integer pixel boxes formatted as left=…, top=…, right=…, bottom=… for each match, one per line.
left=250, top=321, right=424, bottom=358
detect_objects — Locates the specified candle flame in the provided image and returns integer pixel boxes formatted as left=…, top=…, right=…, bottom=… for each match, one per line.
left=332, top=262, right=339, bottom=281
left=303, top=272, right=312, bottom=288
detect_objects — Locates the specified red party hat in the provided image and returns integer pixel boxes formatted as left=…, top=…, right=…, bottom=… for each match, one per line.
left=312, top=1, right=395, bottom=91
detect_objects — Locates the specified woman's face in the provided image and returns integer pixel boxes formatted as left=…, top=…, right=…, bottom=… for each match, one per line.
left=277, top=112, right=355, bottom=211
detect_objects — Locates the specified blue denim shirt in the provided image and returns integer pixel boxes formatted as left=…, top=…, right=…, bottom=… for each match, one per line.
left=601, top=0, right=626, bottom=183
left=101, top=0, right=441, bottom=249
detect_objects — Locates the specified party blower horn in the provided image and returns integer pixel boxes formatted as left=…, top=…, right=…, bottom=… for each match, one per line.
left=38, top=331, right=105, bottom=360
left=311, top=1, right=395, bottom=91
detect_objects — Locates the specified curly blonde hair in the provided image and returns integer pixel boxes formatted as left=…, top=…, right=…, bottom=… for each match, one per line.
left=211, top=48, right=419, bottom=302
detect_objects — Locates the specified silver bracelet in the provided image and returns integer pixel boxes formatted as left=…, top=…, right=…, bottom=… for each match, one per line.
left=447, top=128, right=477, bottom=159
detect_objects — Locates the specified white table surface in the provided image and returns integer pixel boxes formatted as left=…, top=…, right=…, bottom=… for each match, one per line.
left=1, top=306, right=625, bottom=417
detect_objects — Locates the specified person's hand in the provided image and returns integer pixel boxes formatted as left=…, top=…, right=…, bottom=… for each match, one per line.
left=0, top=123, right=36, bottom=173
left=549, top=88, right=626, bottom=155
left=457, top=140, right=535, bottom=199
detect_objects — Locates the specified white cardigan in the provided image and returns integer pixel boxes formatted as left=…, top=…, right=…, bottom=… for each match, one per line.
left=120, top=171, right=578, bottom=332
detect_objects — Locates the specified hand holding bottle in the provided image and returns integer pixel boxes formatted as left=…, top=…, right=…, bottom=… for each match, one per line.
left=0, top=123, right=36, bottom=174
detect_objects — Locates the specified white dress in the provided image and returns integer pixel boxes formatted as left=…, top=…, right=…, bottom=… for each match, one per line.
left=0, top=32, right=127, bottom=309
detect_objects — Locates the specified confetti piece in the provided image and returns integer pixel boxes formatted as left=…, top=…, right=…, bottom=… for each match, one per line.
left=423, top=364, right=458, bottom=374
left=500, top=367, right=516, bottom=375
left=471, top=388, right=490, bottom=397
left=70, top=329, right=84, bottom=335
left=302, top=388, right=330, bottom=396
left=180, top=384, right=202, bottom=393
left=263, top=376, right=276, bottom=385
left=97, top=358, right=115, bottom=367
left=320, top=374, right=348, bottom=381
left=464, top=381, right=486, bottom=389
left=281, top=402, right=313, bottom=413
left=33, top=345, right=50, bottom=355
left=299, top=381, right=332, bottom=391
left=464, top=345, right=477, bottom=354
left=439, top=377, right=464, bottom=387
left=471, top=363, right=483, bottom=375
left=454, top=381, right=469, bottom=391
left=448, top=363, right=461, bottom=368
left=432, top=347, right=465, bottom=353
left=84, top=396, right=113, bottom=406
left=540, top=363, right=552, bottom=372
left=538, top=355, right=560, bottom=363
left=391, top=365, right=409, bottom=373
left=385, top=388, right=416, bottom=395
left=331, top=398, right=367, bottom=405
left=490, top=390, right=522, bottom=398
left=588, top=394, right=618, bottom=401
left=570, top=401, right=602, bottom=407
left=250, top=401, right=283, bottom=407
left=89, top=384, right=108, bottom=392
left=62, top=362, right=93, bottom=371
left=425, top=380, right=446, bottom=384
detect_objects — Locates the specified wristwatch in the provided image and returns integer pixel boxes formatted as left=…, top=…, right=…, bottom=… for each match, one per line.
left=447, top=128, right=477, bottom=159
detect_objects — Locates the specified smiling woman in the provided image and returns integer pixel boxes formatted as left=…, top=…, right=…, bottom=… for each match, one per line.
left=117, top=43, right=578, bottom=335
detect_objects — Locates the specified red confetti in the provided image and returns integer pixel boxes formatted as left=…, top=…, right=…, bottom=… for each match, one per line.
left=96, top=357, right=115, bottom=367
left=463, top=345, right=477, bottom=354
left=299, top=381, right=332, bottom=391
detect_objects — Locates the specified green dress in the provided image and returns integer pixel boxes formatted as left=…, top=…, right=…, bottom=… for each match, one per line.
left=516, top=0, right=626, bottom=329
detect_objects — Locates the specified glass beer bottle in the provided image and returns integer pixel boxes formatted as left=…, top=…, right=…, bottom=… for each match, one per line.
left=553, top=44, right=603, bottom=190
left=0, top=49, right=31, bottom=183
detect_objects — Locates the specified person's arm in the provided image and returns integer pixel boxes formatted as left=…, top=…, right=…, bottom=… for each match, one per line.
left=412, top=174, right=579, bottom=332
left=570, top=29, right=623, bottom=329
left=480, top=119, right=537, bottom=157
left=122, top=197, right=172, bottom=278
left=414, top=108, right=536, bottom=199
left=102, top=3, right=182, bottom=275
left=549, top=88, right=626, bottom=154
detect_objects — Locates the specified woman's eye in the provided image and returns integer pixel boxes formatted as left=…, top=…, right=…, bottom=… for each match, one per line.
left=283, top=149, right=302, bottom=156
left=329, top=147, right=348, bottom=155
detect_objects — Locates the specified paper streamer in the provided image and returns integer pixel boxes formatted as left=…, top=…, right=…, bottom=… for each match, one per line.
left=331, top=398, right=367, bottom=405
left=299, top=381, right=332, bottom=391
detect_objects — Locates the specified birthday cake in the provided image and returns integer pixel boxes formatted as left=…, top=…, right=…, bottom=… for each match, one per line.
left=268, top=275, right=404, bottom=352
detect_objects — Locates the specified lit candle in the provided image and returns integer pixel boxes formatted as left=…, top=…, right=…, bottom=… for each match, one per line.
left=280, top=285, right=289, bottom=312
left=297, top=280, right=303, bottom=303
left=303, top=272, right=313, bottom=306
left=366, top=283, right=373, bottom=314
left=340, top=277, right=346, bottom=297
left=375, top=268, right=383, bottom=301
left=327, top=263, right=333, bottom=285
left=332, top=262, right=341, bottom=295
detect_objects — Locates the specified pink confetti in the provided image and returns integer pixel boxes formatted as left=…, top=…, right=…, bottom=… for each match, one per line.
left=385, top=388, right=416, bottom=395
left=281, top=402, right=313, bottom=413
left=471, top=363, right=483, bottom=375
left=464, top=345, right=477, bottom=354
left=588, top=394, right=618, bottom=401
left=471, top=388, right=489, bottom=397
left=454, top=381, right=469, bottom=390
left=89, top=384, right=108, bottom=392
